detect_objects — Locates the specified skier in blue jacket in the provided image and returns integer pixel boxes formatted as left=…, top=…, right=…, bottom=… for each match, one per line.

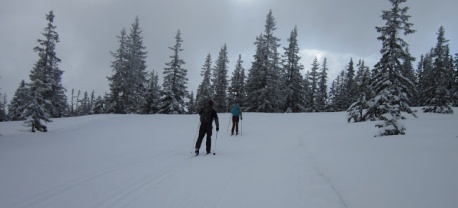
left=231, top=104, right=243, bottom=136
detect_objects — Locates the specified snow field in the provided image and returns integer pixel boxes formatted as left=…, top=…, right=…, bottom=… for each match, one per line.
left=1, top=110, right=457, bottom=208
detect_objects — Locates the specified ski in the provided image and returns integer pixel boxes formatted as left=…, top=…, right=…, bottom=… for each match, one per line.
left=191, top=152, right=214, bottom=157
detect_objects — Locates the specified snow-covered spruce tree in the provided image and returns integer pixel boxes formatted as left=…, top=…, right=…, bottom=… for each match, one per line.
left=416, top=52, right=434, bottom=106
left=40, top=11, right=67, bottom=118
left=23, top=11, right=67, bottom=132
left=159, top=30, right=188, bottom=114
left=75, top=91, right=91, bottom=116
left=127, top=17, right=148, bottom=114
left=0, top=91, right=6, bottom=122
left=347, top=60, right=373, bottom=122
left=412, top=55, right=425, bottom=106
left=103, top=92, right=112, bottom=114
left=228, top=54, right=246, bottom=110
left=368, top=0, right=417, bottom=136
left=107, top=17, right=148, bottom=114
left=302, top=71, right=312, bottom=111
left=245, top=34, right=266, bottom=112
left=422, top=26, right=454, bottom=114
left=316, top=57, right=329, bottom=112
left=196, top=54, right=213, bottom=109
left=328, top=70, right=347, bottom=111
left=245, top=10, right=285, bottom=112
left=8, top=80, right=29, bottom=121
left=92, top=95, right=105, bottom=114
left=308, top=57, right=320, bottom=112
left=212, top=44, right=229, bottom=112
left=402, top=47, right=417, bottom=86
left=107, top=28, right=129, bottom=114
left=142, top=71, right=161, bottom=114
left=187, top=91, right=196, bottom=114
left=342, top=58, right=358, bottom=109
left=282, top=26, right=306, bottom=112
left=29, top=10, right=67, bottom=118
left=454, top=53, right=458, bottom=106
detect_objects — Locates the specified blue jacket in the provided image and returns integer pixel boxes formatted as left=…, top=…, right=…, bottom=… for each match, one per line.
left=232, top=105, right=242, bottom=119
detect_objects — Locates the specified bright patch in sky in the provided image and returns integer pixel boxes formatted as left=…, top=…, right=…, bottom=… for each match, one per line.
left=234, top=0, right=256, bottom=5
left=300, top=49, right=379, bottom=87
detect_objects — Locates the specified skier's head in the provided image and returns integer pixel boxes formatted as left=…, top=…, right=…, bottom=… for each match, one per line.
left=208, top=99, right=214, bottom=107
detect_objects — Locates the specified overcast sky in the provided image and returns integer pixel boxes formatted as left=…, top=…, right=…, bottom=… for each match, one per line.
left=1, top=0, right=457, bottom=102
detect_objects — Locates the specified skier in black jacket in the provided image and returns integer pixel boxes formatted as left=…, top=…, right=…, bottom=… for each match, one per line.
left=195, top=99, right=219, bottom=155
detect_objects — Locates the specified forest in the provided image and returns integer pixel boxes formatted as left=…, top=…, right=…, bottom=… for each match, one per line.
left=0, top=0, right=457, bottom=135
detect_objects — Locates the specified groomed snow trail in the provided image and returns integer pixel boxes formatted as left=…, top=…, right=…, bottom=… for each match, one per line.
left=0, top=113, right=348, bottom=208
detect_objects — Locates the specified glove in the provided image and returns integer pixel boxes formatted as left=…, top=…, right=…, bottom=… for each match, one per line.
left=216, top=127, right=219, bottom=131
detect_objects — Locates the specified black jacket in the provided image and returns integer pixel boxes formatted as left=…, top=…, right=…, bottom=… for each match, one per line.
left=199, top=106, right=219, bottom=128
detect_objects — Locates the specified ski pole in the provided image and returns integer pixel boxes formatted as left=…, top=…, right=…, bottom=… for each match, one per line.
left=213, top=130, right=218, bottom=155
left=226, top=115, right=231, bottom=132
left=191, top=122, right=200, bottom=154
left=241, top=118, right=243, bottom=136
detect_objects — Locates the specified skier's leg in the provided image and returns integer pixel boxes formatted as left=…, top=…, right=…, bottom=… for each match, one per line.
left=195, top=126, right=206, bottom=154
left=231, top=116, right=235, bottom=135
left=235, top=117, right=239, bottom=135
left=206, top=126, right=213, bottom=153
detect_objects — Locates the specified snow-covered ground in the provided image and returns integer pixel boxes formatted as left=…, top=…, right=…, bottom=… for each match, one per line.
left=1, top=110, right=457, bottom=208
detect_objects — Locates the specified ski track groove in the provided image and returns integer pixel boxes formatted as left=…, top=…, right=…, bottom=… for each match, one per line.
left=89, top=160, right=193, bottom=208
left=303, top=148, right=350, bottom=208
left=311, top=164, right=350, bottom=208
left=4, top=143, right=189, bottom=208
left=93, top=137, right=235, bottom=208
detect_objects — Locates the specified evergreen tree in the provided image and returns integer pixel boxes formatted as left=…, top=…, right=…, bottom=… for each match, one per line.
left=368, top=0, right=417, bottom=136
left=143, top=71, right=161, bottom=114
left=228, top=54, right=246, bottom=109
left=347, top=60, right=373, bottom=122
left=23, top=11, right=65, bottom=132
left=103, top=92, right=112, bottom=114
left=453, top=53, right=458, bottom=106
left=0, top=90, right=6, bottom=122
left=343, top=58, right=357, bottom=109
left=245, top=34, right=266, bottom=112
left=69, top=89, right=75, bottom=116
left=328, top=70, right=347, bottom=111
left=303, top=71, right=312, bottom=111
left=316, top=57, right=329, bottom=112
left=412, top=55, right=424, bottom=106
left=107, top=28, right=129, bottom=113
left=160, top=30, right=188, bottom=114
left=402, top=47, right=417, bottom=84
left=245, top=10, right=285, bottom=112
left=107, top=17, right=148, bottom=114
left=212, top=44, right=229, bottom=112
left=92, top=95, right=105, bottom=114
left=8, top=80, right=29, bottom=121
left=127, top=17, right=148, bottom=113
left=196, top=54, right=213, bottom=109
left=38, top=11, right=67, bottom=118
left=187, top=91, right=196, bottom=114
left=416, top=52, right=434, bottom=106
left=308, top=57, right=320, bottom=112
left=282, top=26, right=306, bottom=112
left=422, top=26, right=454, bottom=114
left=328, top=80, right=337, bottom=112
left=75, top=91, right=91, bottom=116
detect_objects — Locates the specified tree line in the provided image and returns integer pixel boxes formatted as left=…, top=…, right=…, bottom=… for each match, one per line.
left=1, top=0, right=457, bottom=135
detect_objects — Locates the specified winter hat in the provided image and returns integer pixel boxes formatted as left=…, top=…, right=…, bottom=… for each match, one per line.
left=208, top=99, right=214, bottom=106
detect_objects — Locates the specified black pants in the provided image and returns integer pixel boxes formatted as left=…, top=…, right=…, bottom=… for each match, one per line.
left=195, top=124, right=212, bottom=153
left=231, top=116, right=240, bottom=134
